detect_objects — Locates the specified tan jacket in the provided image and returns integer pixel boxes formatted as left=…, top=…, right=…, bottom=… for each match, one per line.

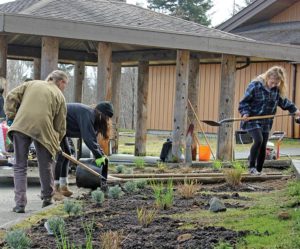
left=5, top=80, right=66, bottom=157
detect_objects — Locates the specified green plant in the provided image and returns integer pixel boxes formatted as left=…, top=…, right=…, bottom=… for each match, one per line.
left=212, top=160, right=223, bottom=171
left=63, top=200, right=82, bottom=216
left=124, top=181, right=137, bottom=193
left=124, top=168, right=133, bottom=174
left=5, top=229, right=31, bottom=249
left=71, top=203, right=82, bottom=216
left=135, top=179, right=147, bottom=189
left=224, top=161, right=245, bottom=187
left=115, top=165, right=125, bottom=174
left=134, top=157, right=145, bottom=169
left=157, top=162, right=167, bottom=172
left=108, top=185, right=124, bottom=199
left=100, top=230, right=123, bottom=249
left=91, top=188, right=105, bottom=206
left=137, top=207, right=157, bottom=227
left=213, top=240, right=233, bottom=249
left=288, top=181, right=300, bottom=197
left=177, top=178, right=199, bottom=199
left=47, top=216, right=66, bottom=236
left=83, top=220, right=94, bottom=249
left=151, top=179, right=174, bottom=209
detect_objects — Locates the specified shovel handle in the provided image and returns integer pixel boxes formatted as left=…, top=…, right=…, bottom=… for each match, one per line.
left=221, top=113, right=294, bottom=124
left=61, top=151, right=101, bottom=177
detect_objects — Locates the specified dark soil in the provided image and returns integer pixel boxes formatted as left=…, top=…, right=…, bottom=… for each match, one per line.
left=6, top=185, right=252, bottom=249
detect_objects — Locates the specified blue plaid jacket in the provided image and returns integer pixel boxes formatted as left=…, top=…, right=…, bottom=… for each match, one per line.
left=238, top=80, right=297, bottom=132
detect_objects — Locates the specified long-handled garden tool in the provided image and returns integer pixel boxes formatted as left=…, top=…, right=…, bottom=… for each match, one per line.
left=188, top=99, right=216, bottom=160
left=201, top=113, right=295, bottom=127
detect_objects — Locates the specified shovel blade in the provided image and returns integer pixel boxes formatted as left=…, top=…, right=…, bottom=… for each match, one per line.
left=201, top=120, right=221, bottom=127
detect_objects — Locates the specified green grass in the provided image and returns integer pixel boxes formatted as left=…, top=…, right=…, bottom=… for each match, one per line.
left=170, top=181, right=300, bottom=249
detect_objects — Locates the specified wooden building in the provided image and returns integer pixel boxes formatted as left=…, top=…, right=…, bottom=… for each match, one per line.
left=0, top=0, right=300, bottom=160
left=148, top=0, right=300, bottom=139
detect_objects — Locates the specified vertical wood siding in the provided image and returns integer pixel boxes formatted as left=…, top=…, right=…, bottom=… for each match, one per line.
left=271, top=1, right=300, bottom=23
left=147, top=62, right=298, bottom=138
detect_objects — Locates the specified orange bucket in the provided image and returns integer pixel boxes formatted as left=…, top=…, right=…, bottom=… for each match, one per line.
left=198, top=145, right=211, bottom=161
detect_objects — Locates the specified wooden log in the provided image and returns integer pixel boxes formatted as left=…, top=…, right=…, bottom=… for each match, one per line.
left=217, top=54, right=236, bottom=161
left=111, top=62, right=122, bottom=153
left=97, top=42, right=112, bottom=101
left=0, top=35, right=7, bottom=96
left=172, top=50, right=190, bottom=161
left=135, top=61, right=149, bottom=156
left=33, top=58, right=41, bottom=80
left=74, top=61, right=85, bottom=102
left=188, top=58, right=200, bottom=125
left=41, top=36, right=58, bottom=79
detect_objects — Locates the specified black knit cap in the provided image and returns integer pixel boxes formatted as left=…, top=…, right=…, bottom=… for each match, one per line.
left=96, top=101, right=114, bottom=118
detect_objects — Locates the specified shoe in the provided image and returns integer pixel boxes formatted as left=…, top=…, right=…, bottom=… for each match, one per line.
left=12, top=205, right=25, bottom=213
left=249, top=168, right=260, bottom=176
left=59, top=186, right=73, bottom=197
left=42, top=198, right=53, bottom=208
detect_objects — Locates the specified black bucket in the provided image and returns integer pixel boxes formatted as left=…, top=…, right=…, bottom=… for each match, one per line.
left=75, top=158, right=108, bottom=190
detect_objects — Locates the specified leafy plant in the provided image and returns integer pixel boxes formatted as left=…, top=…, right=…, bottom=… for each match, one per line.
left=137, top=207, right=157, bottom=227
left=108, top=185, right=124, bottom=199
left=151, top=179, right=174, bottom=209
left=213, top=240, right=233, bottom=249
left=5, top=229, right=31, bottom=249
left=100, top=230, right=123, bottom=249
left=177, top=178, right=199, bottom=199
left=135, top=179, right=147, bottom=189
left=91, top=188, right=105, bottom=206
left=134, top=157, right=145, bottom=169
left=83, top=219, right=94, bottom=249
left=63, top=200, right=82, bottom=216
left=124, top=181, right=137, bottom=193
left=47, top=216, right=66, bottom=236
left=115, top=165, right=125, bottom=174
left=157, top=162, right=167, bottom=172
left=71, top=203, right=82, bottom=216
left=224, top=161, right=245, bottom=187
left=288, top=181, right=300, bottom=197
left=212, top=160, right=223, bottom=171
left=124, top=168, right=133, bottom=174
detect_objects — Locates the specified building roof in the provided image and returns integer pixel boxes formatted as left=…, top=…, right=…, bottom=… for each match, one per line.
left=1, top=0, right=300, bottom=62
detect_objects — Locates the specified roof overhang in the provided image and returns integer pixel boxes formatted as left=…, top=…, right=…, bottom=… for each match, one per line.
left=1, top=13, right=300, bottom=62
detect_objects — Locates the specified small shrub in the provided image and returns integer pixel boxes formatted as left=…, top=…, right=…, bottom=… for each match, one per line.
left=177, top=178, right=199, bottom=199
left=136, top=179, right=147, bottom=189
left=288, top=181, right=300, bottom=197
left=100, top=230, right=123, bottom=249
left=5, top=229, right=31, bottom=249
left=224, top=161, right=245, bottom=187
left=115, top=165, right=125, bottom=174
left=91, top=188, right=105, bottom=206
left=108, top=185, right=124, bottom=199
left=213, top=240, right=233, bottom=249
left=151, top=179, right=174, bottom=210
left=124, top=168, right=133, bottom=174
left=212, top=160, right=223, bottom=171
left=63, top=200, right=82, bottom=216
left=134, top=157, right=145, bottom=169
left=124, top=181, right=137, bottom=193
left=71, top=203, right=82, bottom=216
left=137, top=207, right=157, bottom=227
left=157, top=162, right=167, bottom=172
left=47, top=216, right=65, bottom=236
left=83, top=220, right=94, bottom=249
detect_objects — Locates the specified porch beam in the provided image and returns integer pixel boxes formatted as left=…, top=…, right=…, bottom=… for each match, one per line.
left=41, top=36, right=58, bottom=79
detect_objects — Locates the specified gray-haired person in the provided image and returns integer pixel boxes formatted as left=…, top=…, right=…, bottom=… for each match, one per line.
left=5, top=70, right=68, bottom=213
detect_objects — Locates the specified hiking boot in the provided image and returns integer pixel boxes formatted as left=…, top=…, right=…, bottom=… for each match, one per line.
left=12, top=205, right=25, bottom=213
left=42, top=198, right=53, bottom=208
left=249, top=168, right=260, bottom=176
left=59, top=186, right=73, bottom=197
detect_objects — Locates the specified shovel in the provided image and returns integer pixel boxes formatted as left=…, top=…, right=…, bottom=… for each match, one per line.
left=201, top=113, right=295, bottom=127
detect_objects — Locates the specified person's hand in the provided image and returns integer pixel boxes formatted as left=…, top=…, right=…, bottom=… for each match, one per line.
left=242, top=114, right=249, bottom=121
left=95, top=155, right=108, bottom=167
left=6, top=119, right=13, bottom=127
left=294, top=110, right=300, bottom=118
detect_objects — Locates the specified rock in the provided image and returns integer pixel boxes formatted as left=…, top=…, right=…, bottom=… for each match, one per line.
left=209, top=197, right=226, bottom=212
left=177, top=233, right=192, bottom=242
left=278, top=211, right=290, bottom=220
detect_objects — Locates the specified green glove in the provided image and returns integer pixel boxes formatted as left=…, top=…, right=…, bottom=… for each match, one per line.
left=95, top=155, right=108, bottom=167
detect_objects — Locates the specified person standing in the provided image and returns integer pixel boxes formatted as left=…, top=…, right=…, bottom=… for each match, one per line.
left=5, top=70, right=68, bottom=213
left=239, top=66, right=300, bottom=175
left=54, top=102, right=113, bottom=199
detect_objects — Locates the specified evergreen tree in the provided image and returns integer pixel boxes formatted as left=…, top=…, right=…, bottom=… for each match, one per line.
left=147, top=0, right=213, bottom=26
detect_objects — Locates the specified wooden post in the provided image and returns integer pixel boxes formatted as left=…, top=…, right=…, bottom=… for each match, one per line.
left=172, top=50, right=190, bottom=162
left=135, top=61, right=149, bottom=156
left=74, top=61, right=85, bottom=102
left=111, top=62, right=122, bottom=153
left=33, top=58, right=41, bottom=80
left=217, top=54, right=236, bottom=161
left=0, top=35, right=7, bottom=96
left=41, top=37, right=58, bottom=80
left=97, top=42, right=112, bottom=101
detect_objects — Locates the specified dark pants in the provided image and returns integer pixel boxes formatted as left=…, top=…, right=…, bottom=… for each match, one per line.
left=248, top=128, right=269, bottom=172
left=13, top=131, right=54, bottom=207
left=54, top=136, right=71, bottom=181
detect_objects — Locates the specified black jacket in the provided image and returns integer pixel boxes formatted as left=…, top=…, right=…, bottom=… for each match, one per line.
left=66, top=103, right=104, bottom=158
